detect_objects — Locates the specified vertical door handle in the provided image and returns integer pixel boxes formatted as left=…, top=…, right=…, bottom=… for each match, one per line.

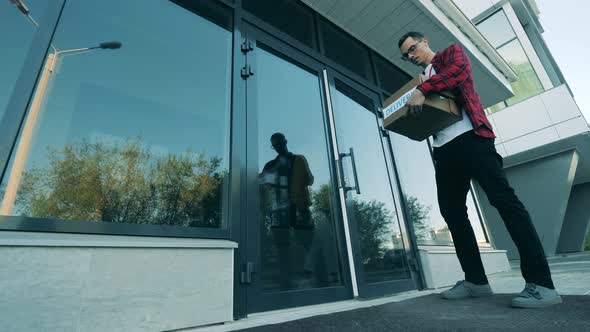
left=339, top=147, right=361, bottom=194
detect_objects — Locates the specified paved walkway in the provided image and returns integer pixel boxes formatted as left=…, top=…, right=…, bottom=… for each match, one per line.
left=190, top=252, right=590, bottom=332
left=489, top=252, right=590, bottom=295
left=239, top=294, right=590, bottom=332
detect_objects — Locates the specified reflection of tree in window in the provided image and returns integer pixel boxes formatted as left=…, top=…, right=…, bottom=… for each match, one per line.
left=351, top=199, right=393, bottom=266
left=406, top=196, right=434, bottom=242
left=14, top=138, right=226, bottom=228
left=306, top=183, right=400, bottom=269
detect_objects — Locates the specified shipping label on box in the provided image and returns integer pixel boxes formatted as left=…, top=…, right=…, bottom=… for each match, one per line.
left=383, top=87, right=417, bottom=119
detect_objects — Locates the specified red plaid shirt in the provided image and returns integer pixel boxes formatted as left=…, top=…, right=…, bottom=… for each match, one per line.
left=416, top=44, right=495, bottom=138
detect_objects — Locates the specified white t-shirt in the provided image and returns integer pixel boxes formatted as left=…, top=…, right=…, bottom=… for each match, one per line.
left=424, top=64, right=473, bottom=147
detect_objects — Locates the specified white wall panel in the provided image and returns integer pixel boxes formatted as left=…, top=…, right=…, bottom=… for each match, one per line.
left=503, top=127, right=560, bottom=155
left=555, top=117, right=590, bottom=139
left=487, top=111, right=504, bottom=142
left=0, top=245, right=235, bottom=332
left=540, top=85, right=584, bottom=124
left=495, top=142, right=508, bottom=157
left=492, top=95, right=553, bottom=141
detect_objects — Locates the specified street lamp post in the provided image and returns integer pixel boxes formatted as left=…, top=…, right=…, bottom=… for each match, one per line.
left=1, top=0, right=122, bottom=215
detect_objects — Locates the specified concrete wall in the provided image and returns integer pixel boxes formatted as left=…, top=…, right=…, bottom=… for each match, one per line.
left=0, top=232, right=236, bottom=332
left=557, top=182, right=590, bottom=253
left=418, top=247, right=510, bottom=288
left=474, top=150, right=579, bottom=259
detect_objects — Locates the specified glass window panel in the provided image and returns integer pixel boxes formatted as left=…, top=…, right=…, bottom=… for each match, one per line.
left=467, top=191, right=487, bottom=244
left=319, top=18, right=372, bottom=80
left=392, top=136, right=487, bottom=245
left=0, top=0, right=233, bottom=229
left=498, top=39, right=545, bottom=106
left=477, top=10, right=516, bottom=48
left=374, top=54, right=411, bottom=95
left=242, top=0, right=316, bottom=49
left=255, top=45, right=344, bottom=292
left=488, top=101, right=507, bottom=114
left=391, top=136, right=447, bottom=245
left=332, top=80, right=411, bottom=282
left=0, top=0, right=50, bottom=121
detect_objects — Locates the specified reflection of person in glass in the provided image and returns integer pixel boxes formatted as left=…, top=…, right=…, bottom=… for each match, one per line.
left=261, top=133, right=314, bottom=230
left=259, top=132, right=315, bottom=289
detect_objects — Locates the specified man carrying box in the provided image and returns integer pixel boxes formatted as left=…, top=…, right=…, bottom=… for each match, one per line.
left=398, top=31, right=561, bottom=308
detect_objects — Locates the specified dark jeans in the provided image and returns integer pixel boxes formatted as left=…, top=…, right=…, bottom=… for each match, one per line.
left=432, top=130, right=554, bottom=289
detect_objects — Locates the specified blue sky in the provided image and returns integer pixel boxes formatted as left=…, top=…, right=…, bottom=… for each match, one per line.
left=537, top=0, right=590, bottom=122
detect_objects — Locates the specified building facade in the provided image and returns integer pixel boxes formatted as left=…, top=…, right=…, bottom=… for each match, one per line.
left=0, top=0, right=585, bottom=330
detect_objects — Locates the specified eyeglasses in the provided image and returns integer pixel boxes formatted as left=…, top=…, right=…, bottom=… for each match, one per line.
left=401, top=40, right=421, bottom=61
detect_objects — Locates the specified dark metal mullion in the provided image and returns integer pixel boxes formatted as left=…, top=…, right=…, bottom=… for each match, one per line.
left=230, top=0, right=248, bottom=320
left=0, top=215, right=229, bottom=239
left=495, top=36, right=518, bottom=50
left=313, top=11, right=325, bottom=56
left=369, top=51, right=383, bottom=90
left=242, top=22, right=266, bottom=316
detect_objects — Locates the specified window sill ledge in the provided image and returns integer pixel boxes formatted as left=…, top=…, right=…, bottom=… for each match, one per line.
left=0, top=231, right=238, bottom=249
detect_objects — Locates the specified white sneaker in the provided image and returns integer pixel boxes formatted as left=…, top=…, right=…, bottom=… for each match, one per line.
left=511, top=283, right=562, bottom=308
left=441, top=280, right=494, bottom=300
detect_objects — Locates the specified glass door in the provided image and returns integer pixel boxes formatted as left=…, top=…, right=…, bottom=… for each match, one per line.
left=243, top=24, right=352, bottom=313
left=325, top=72, right=419, bottom=297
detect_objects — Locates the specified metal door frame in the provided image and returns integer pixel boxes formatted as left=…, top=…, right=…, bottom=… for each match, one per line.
left=324, top=69, right=422, bottom=298
left=241, top=22, right=354, bottom=314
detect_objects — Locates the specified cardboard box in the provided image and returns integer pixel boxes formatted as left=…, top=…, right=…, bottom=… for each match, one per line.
left=382, top=75, right=461, bottom=141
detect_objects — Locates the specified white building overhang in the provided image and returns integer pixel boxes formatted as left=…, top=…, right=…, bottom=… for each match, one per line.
left=302, top=0, right=515, bottom=107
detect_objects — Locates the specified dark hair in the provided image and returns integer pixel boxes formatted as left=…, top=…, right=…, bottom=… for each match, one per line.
left=271, top=132, right=286, bottom=142
left=398, top=31, right=424, bottom=48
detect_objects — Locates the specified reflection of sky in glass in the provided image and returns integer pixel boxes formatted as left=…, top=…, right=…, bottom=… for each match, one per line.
left=498, top=40, right=544, bottom=106
left=477, top=10, right=516, bottom=48
left=498, top=39, right=533, bottom=66
left=16, top=0, right=232, bottom=172
left=256, top=48, right=331, bottom=190
left=391, top=135, right=443, bottom=236
left=331, top=86, right=401, bottom=240
left=466, top=186, right=487, bottom=243
left=331, top=84, right=409, bottom=280
left=0, top=0, right=49, bottom=120
left=391, top=135, right=487, bottom=244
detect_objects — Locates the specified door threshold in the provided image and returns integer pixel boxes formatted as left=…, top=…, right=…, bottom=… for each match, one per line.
left=187, top=289, right=440, bottom=331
